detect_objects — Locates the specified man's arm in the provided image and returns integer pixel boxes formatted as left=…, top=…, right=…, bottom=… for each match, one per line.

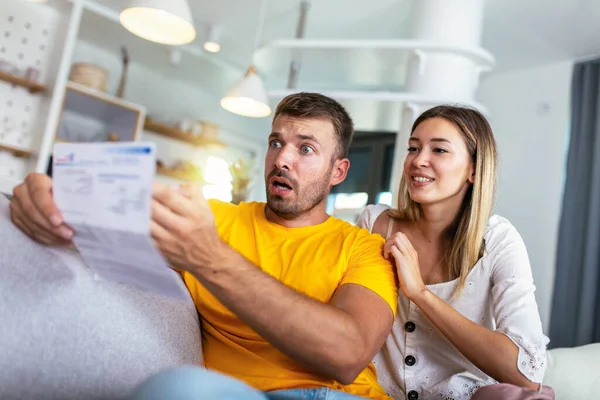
left=197, top=250, right=394, bottom=384
left=150, top=183, right=395, bottom=384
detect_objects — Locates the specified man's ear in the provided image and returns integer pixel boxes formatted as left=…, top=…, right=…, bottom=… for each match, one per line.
left=330, top=158, right=350, bottom=186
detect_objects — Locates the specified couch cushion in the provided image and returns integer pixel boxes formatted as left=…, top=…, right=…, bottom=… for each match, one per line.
left=545, top=343, right=600, bottom=399
left=0, top=196, right=203, bottom=400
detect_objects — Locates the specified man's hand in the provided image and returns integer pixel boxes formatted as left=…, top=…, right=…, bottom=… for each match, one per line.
left=150, top=182, right=229, bottom=274
left=10, top=173, right=73, bottom=245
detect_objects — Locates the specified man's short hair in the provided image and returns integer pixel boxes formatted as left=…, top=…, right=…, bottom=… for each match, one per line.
left=273, top=92, right=354, bottom=159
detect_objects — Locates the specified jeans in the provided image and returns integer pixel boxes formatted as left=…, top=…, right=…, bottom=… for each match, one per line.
left=127, top=366, right=365, bottom=400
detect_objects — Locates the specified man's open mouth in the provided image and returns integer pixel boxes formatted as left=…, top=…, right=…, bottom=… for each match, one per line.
left=270, top=176, right=294, bottom=194
left=273, top=180, right=292, bottom=190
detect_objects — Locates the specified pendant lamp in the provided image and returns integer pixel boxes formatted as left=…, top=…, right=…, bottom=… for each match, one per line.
left=120, top=0, right=196, bottom=46
left=220, top=0, right=271, bottom=118
left=204, top=25, right=221, bottom=53
left=220, top=66, right=271, bottom=118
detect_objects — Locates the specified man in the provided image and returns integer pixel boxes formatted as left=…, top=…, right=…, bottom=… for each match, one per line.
left=10, top=93, right=398, bottom=399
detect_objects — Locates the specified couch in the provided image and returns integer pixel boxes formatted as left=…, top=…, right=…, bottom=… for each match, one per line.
left=0, top=194, right=203, bottom=400
left=545, top=342, right=600, bottom=399
left=0, top=189, right=598, bottom=400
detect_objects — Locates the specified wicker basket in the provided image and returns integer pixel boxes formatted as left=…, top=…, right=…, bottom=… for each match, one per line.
left=69, top=63, right=108, bottom=91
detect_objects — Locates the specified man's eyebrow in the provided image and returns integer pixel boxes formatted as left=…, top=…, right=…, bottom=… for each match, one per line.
left=268, top=132, right=321, bottom=144
left=298, top=134, right=320, bottom=144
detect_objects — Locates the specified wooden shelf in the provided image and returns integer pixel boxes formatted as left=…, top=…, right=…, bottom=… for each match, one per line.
left=0, top=70, right=46, bottom=93
left=0, top=144, right=33, bottom=158
left=156, top=165, right=203, bottom=182
left=66, top=81, right=142, bottom=112
left=144, top=118, right=224, bottom=148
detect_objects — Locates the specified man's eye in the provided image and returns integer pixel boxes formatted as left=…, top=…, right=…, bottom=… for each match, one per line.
left=270, top=140, right=282, bottom=148
left=301, top=146, right=314, bottom=154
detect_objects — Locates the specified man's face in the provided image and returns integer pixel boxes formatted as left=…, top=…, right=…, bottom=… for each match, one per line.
left=264, top=115, right=347, bottom=218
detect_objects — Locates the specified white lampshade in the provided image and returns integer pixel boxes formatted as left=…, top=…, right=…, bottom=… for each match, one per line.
left=120, top=0, right=196, bottom=46
left=203, top=25, right=221, bottom=53
left=204, top=41, right=221, bottom=53
left=220, top=66, right=272, bottom=118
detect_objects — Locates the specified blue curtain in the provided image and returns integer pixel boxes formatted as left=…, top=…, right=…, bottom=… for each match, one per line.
left=549, top=59, right=600, bottom=348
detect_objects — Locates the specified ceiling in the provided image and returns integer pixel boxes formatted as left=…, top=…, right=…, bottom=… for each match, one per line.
left=83, top=0, right=416, bottom=91
left=77, top=0, right=600, bottom=130
left=88, top=0, right=600, bottom=77
left=481, top=0, right=600, bottom=73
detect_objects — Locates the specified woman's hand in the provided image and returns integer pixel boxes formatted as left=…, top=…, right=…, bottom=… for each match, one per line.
left=384, top=232, right=427, bottom=300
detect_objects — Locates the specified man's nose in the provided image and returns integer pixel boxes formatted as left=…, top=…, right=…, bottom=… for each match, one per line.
left=274, top=146, right=294, bottom=171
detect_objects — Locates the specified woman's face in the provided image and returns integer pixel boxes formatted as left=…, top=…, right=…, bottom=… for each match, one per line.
left=403, top=117, right=475, bottom=206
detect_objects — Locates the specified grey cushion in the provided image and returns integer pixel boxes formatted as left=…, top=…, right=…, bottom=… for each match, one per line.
left=0, top=196, right=203, bottom=400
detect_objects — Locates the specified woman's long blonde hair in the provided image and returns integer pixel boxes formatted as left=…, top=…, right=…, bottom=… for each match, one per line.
left=390, top=105, right=498, bottom=296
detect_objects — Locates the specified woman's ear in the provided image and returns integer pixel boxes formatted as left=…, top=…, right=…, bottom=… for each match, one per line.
left=468, top=164, right=475, bottom=184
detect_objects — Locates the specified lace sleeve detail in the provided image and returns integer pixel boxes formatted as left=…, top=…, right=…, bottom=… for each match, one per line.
left=486, top=217, right=550, bottom=383
left=426, top=373, right=497, bottom=400
left=511, top=335, right=548, bottom=382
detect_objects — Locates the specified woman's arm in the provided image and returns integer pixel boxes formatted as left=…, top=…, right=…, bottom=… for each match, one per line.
left=386, top=226, right=548, bottom=389
left=412, top=290, right=539, bottom=389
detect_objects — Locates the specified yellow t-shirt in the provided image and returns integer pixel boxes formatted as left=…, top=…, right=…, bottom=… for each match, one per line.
left=182, top=200, right=398, bottom=399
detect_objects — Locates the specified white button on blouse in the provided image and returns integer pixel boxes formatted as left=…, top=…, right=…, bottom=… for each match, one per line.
left=357, top=204, right=549, bottom=400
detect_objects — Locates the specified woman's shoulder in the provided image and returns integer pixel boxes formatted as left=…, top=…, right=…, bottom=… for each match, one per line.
left=484, top=214, right=526, bottom=250
left=356, top=203, right=392, bottom=232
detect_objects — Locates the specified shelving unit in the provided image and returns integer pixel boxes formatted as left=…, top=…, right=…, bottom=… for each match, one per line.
left=144, top=118, right=224, bottom=148
left=0, top=70, right=46, bottom=94
left=53, top=81, right=145, bottom=144
left=255, top=38, right=495, bottom=111
left=256, top=39, right=495, bottom=69
left=156, top=165, right=202, bottom=182
left=0, top=144, right=33, bottom=158
left=0, top=0, right=79, bottom=190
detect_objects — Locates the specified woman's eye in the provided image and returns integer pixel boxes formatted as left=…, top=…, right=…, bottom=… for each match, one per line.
left=301, top=145, right=314, bottom=154
left=434, top=148, right=448, bottom=153
left=407, top=147, right=418, bottom=152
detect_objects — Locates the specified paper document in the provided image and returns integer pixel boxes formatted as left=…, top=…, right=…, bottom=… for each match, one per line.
left=52, top=142, right=189, bottom=301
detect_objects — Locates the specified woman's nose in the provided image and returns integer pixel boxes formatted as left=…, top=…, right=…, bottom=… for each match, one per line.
left=412, top=150, right=430, bottom=168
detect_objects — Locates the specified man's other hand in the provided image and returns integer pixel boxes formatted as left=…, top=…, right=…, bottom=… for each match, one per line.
left=10, top=173, right=73, bottom=246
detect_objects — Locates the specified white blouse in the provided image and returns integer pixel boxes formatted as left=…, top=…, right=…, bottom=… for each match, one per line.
left=357, top=204, right=549, bottom=400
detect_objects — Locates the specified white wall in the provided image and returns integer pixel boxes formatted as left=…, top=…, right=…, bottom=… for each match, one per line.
left=477, top=60, right=573, bottom=332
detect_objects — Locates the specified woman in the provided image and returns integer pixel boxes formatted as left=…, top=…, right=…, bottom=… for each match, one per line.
left=358, top=105, right=553, bottom=400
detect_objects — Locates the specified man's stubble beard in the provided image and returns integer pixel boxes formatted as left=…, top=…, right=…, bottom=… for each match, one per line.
left=265, top=166, right=333, bottom=219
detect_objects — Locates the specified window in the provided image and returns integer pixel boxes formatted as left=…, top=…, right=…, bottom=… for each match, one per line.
left=202, top=156, right=233, bottom=202
left=327, top=132, right=397, bottom=223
